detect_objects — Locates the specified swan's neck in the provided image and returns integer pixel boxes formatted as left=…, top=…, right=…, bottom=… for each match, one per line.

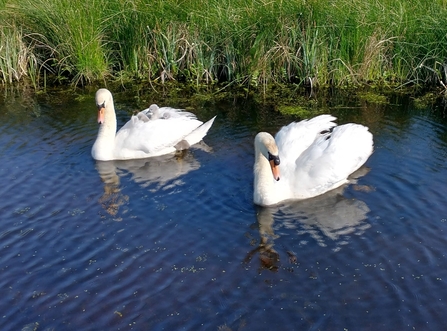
left=253, top=149, right=278, bottom=206
left=91, top=106, right=117, bottom=161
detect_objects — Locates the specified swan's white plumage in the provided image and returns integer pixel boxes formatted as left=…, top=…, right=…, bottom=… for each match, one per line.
left=91, top=88, right=216, bottom=161
left=254, top=115, right=373, bottom=206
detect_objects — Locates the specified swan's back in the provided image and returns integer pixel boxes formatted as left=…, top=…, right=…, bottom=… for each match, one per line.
left=139, top=104, right=197, bottom=121
left=114, top=114, right=204, bottom=159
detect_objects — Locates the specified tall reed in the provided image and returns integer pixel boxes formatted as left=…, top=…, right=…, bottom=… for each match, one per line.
left=2, top=0, right=447, bottom=89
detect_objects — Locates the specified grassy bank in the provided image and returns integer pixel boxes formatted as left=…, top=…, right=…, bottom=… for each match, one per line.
left=1, top=0, right=447, bottom=90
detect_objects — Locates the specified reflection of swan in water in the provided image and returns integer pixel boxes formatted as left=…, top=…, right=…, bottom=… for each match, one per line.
left=95, top=150, right=202, bottom=217
left=96, top=161, right=129, bottom=217
left=246, top=168, right=372, bottom=271
left=244, top=206, right=281, bottom=272
left=110, top=150, right=202, bottom=190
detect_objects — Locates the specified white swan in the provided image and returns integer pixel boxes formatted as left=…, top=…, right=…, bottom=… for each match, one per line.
left=91, top=88, right=216, bottom=161
left=253, top=114, right=373, bottom=206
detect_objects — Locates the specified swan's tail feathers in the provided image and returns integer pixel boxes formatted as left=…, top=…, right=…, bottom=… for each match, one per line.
left=184, top=116, right=216, bottom=146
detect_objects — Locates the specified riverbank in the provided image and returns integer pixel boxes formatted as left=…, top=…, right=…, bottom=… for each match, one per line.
left=1, top=0, right=447, bottom=90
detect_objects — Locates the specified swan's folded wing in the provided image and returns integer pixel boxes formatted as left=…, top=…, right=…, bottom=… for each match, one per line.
left=293, top=123, right=373, bottom=197
left=115, top=116, right=203, bottom=157
left=323, top=123, right=373, bottom=176
left=275, top=114, right=337, bottom=167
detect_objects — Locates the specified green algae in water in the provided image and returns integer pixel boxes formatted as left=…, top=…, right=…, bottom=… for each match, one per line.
left=357, top=91, right=388, bottom=105
left=277, top=105, right=324, bottom=118
left=413, top=92, right=439, bottom=109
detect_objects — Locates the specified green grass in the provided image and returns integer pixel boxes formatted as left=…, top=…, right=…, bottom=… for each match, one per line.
left=1, top=0, right=447, bottom=89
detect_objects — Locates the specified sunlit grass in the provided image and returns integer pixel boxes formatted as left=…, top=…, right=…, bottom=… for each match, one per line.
left=1, top=0, right=447, bottom=89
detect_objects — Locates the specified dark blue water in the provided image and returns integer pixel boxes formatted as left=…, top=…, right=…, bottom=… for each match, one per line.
left=1, top=87, right=447, bottom=330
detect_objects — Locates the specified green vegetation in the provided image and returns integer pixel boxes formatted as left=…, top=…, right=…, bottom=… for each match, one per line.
left=1, top=0, right=447, bottom=90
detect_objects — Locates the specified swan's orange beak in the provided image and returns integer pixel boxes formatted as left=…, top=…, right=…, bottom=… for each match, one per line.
left=269, top=160, right=280, bottom=181
left=97, top=107, right=105, bottom=124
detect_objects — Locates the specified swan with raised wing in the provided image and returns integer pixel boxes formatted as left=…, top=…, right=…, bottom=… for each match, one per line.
left=253, top=115, right=373, bottom=206
left=91, top=88, right=216, bottom=161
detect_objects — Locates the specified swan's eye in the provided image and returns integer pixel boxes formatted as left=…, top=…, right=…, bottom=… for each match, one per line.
left=268, top=152, right=280, bottom=165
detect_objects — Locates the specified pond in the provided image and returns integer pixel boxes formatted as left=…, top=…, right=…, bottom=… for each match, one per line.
left=1, top=86, right=447, bottom=330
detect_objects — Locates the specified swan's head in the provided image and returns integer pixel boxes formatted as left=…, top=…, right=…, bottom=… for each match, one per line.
left=254, top=132, right=281, bottom=181
left=95, top=88, right=113, bottom=124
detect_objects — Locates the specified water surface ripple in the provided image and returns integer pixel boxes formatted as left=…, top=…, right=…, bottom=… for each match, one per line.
left=0, top=91, right=447, bottom=330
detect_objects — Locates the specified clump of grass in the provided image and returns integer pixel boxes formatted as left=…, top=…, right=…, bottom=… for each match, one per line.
left=0, top=26, right=34, bottom=84
left=6, top=0, right=110, bottom=85
left=0, top=28, right=14, bottom=84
